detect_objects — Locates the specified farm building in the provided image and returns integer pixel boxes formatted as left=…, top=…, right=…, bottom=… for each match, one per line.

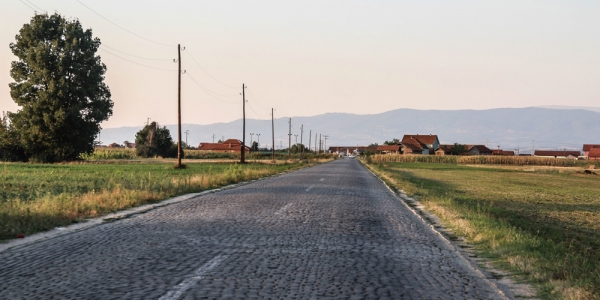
left=435, top=144, right=454, bottom=156
left=467, top=145, right=493, bottom=156
left=534, top=150, right=580, bottom=158
left=198, top=139, right=250, bottom=153
left=377, top=145, right=402, bottom=154
left=583, top=144, right=600, bottom=157
left=401, top=135, right=440, bottom=155
left=588, top=147, right=600, bottom=160
left=492, top=150, right=515, bottom=156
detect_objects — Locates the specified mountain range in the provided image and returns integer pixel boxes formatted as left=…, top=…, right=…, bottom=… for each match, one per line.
left=100, top=107, right=600, bottom=154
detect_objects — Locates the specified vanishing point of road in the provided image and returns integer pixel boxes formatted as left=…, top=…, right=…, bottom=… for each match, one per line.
left=0, top=159, right=512, bottom=299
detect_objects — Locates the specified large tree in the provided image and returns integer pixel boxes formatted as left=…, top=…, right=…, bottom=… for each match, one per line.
left=135, top=122, right=178, bottom=158
left=8, top=13, right=113, bottom=162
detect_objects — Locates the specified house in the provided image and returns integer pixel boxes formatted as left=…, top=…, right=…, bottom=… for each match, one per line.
left=467, top=145, right=493, bottom=156
left=435, top=144, right=454, bottom=156
left=329, top=146, right=377, bottom=155
left=492, top=150, right=515, bottom=156
left=108, top=142, right=122, bottom=148
left=534, top=150, right=580, bottom=158
left=401, top=134, right=440, bottom=155
left=589, top=147, right=600, bottom=161
left=377, top=145, right=402, bottom=154
left=198, top=139, right=250, bottom=153
left=583, top=144, right=600, bottom=157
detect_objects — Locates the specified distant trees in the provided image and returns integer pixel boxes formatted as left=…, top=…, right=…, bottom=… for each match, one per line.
left=135, top=122, right=179, bottom=158
left=384, top=138, right=400, bottom=145
left=290, top=144, right=307, bottom=154
left=5, top=13, right=113, bottom=162
left=368, top=143, right=379, bottom=147
left=450, top=143, right=468, bottom=155
left=251, top=141, right=259, bottom=152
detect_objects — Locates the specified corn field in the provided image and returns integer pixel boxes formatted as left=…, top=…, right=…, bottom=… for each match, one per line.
left=368, top=154, right=600, bottom=167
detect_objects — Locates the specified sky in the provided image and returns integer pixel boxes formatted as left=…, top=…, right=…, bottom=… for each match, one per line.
left=1, top=0, right=599, bottom=131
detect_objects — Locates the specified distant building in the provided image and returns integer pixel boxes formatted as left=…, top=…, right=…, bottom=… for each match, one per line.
left=467, top=145, right=493, bottom=156
left=534, top=150, right=580, bottom=158
left=401, top=134, right=440, bottom=155
left=435, top=144, right=454, bottom=156
left=198, top=139, right=250, bottom=153
left=583, top=144, right=600, bottom=157
left=329, top=146, right=377, bottom=155
left=108, top=143, right=122, bottom=148
left=492, top=150, right=515, bottom=156
left=377, top=145, right=402, bottom=154
left=587, top=147, right=600, bottom=160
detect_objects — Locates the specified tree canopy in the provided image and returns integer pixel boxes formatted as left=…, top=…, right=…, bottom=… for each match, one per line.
left=6, top=13, right=113, bottom=162
left=135, top=122, right=178, bottom=158
left=383, top=138, right=400, bottom=145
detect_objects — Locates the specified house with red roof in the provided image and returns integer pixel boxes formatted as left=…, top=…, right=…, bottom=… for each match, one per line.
left=583, top=144, right=600, bottom=157
left=588, top=147, right=600, bottom=161
left=467, top=145, right=493, bottom=156
left=198, top=139, right=250, bottom=153
left=492, top=150, right=515, bottom=156
left=377, top=145, right=402, bottom=154
left=401, top=134, right=440, bottom=155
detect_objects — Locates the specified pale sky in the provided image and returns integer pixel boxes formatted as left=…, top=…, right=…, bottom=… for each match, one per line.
left=1, top=0, right=599, bottom=129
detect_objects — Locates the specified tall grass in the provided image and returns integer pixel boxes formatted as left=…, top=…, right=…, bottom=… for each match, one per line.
left=366, top=162, right=600, bottom=299
left=0, top=162, right=308, bottom=240
left=368, top=154, right=600, bottom=167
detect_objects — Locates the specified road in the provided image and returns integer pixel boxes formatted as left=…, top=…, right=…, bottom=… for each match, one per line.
left=0, top=159, right=510, bottom=299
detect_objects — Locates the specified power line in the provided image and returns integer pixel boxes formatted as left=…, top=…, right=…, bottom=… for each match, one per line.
left=18, top=0, right=37, bottom=12
left=23, top=0, right=45, bottom=13
left=98, top=47, right=177, bottom=71
left=185, top=73, right=237, bottom=104
left=184, top=51, right=238, bottom=89
left=76, top=0, right=173, bottom=47
left=100, top=44, right=171, bottom=61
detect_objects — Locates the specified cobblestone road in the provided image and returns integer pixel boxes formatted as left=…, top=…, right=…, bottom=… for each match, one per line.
left=0, top=159, right=511, bottom=299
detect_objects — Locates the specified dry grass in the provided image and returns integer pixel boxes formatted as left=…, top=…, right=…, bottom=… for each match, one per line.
left=365, top=161, right=600, bottom=299
left=0, top=161, right=314, bottom=240
left=369, top=154, right=600, bottom=167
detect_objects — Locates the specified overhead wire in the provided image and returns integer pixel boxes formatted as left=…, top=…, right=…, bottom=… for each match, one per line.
left=185, top=73, right=237, bottom=104
left=100, top=44, right=171, bottom=61
left=18, top=0, right=37, bottom=12
left=76, top=0, right=173, bottom=47
left=184, top=51, right=238, bottom=89
left=23, top=0, right=45, bottom=13
left=98, top=47, right=177, bottom=71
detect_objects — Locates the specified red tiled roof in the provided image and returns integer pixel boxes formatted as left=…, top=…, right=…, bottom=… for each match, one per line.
left=492, top=150, right=515, bottom=156
left=198, top=142, right=249, bottom=151
left=588, top=147, right=600, bottom=158
left=377, top=145, right=401, bottom=151
left=403, top=142, right=424, bottom=151
left=402, top=134, right=438, bottom=146
left=436, top=144, right=454, bottom=152
left=583, top=144, right=600, bottom=151
left=534, top=150, right=580, bottom=157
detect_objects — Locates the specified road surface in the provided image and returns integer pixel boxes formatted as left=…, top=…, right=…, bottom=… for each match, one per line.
left=0, top=159, right=510, bottom=299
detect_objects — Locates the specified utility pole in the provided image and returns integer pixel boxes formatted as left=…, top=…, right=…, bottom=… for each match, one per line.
left=324, top=135, right=329, bottom=153
left=212, top=134, right=215, bottom=143
left=315, top=133, right=317, bottom=152
left=250, top=133, right=254, bottom=151
left=241, top=83, right=246, bottom=163
left=271, top=108, right=275, bottom=162
left=184, top=130, right=189, bottom=145
left=300, top=125, right=304, bottom=158
left=288, top=118, right=292, bottom=158
left=256, top=134, right=260, bottom=151
left=308, top=130, right=312, bottom=154
left=175, top=44, right=184, bottom=168
left=319, top=134, right=322, bottom=153
left=146, top=118, right=151, bottom=126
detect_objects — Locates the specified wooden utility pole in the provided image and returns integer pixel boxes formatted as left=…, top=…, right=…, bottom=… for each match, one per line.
left=315, top=133, right=317, bottom=152
left=288, top=118, right=292, bottom=158
left=241, top=83, right=246, bottom=163
left=177, top=44, right=182, bottom=168
left=271, top=108, right=275, bottom=162
left=319, top=134, right=321, bottom=153
left=324, top=135, right=329, bottom=154
left=300, top=124, right=304, bottom=158
left=308, top=130, right=311, bottom=154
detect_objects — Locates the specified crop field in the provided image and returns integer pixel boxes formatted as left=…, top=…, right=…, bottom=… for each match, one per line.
left=366, top=162, right=600, bottom=299
left=0, top=160, right=314, bottom=241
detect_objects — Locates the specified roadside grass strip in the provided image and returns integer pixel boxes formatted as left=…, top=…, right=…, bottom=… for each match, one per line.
left=366, top=162, right=600, bottom=300
left=0, top=161, right=316, bottom=241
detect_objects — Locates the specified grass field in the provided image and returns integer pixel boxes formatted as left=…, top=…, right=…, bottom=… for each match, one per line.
left=0, top=160, right=315, bottom=241
left=81, top=148, right=333, bottom=160
left=365, top=161, right=600, bottom=299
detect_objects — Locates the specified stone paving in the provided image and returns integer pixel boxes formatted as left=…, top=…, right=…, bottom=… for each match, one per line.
left=0, top=159, right=511, bottom=299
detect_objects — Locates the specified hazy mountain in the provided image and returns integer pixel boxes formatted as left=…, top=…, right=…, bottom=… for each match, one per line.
left=100, top=107, right=600, bottom=154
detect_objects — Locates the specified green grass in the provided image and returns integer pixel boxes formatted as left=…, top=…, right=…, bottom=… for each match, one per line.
left=366, top=162, right=600, bottom=299
left=0, top=161, right=312, bottom=241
